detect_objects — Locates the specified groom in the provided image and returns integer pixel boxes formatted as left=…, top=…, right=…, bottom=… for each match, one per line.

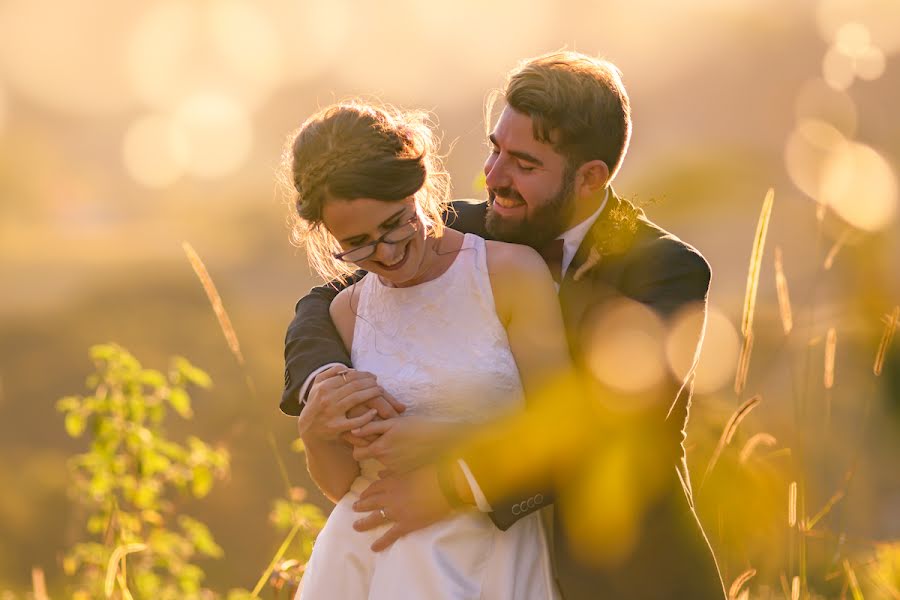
left=282, top=51, right=725, bottom=599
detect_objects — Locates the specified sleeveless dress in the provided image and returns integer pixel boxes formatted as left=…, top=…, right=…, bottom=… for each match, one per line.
left=297, top=233, right=559, bottom=600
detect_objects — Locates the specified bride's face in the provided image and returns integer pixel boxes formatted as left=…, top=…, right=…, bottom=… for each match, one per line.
left=322, top=196, right=430, bottom=287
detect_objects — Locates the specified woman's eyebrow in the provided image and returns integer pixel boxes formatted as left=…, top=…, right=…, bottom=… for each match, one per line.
left=377, top=207, right=408, bottom=228
left=339, top=208, right=409, bottom=244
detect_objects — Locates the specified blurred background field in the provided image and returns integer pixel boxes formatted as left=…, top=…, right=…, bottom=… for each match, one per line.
left=0, top=0, right=898, bottom=597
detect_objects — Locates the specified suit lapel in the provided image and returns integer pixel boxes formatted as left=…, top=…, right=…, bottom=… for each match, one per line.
left=558, top=190, right=644, bottom=356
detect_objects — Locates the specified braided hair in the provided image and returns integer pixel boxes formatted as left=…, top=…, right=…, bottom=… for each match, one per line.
left=282, top=101, right=451, bottom=282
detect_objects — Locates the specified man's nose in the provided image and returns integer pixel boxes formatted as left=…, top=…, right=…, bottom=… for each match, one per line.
left=484, top=154, right=508, bottom=189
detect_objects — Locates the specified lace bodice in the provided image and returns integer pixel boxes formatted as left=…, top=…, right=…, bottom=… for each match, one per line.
left=350, top=233, right=524, bottom=432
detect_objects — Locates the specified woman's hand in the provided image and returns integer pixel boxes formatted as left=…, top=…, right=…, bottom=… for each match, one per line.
left=350, top=416, right=467, bottom=474
left=297, top=366, right=384, bottom=442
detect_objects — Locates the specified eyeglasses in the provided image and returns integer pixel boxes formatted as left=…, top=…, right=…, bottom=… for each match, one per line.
left=333, top=214, right=421, bottom=263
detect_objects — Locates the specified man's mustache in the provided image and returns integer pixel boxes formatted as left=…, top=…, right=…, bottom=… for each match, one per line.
left=488, top=187, right=525, bottom=204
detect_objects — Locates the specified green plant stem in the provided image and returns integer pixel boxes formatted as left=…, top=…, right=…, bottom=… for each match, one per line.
left=251, top=522, right=302, bottom=598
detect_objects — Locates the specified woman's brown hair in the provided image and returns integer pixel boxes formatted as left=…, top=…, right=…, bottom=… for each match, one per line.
left=281, top=101, right=451, bottom=282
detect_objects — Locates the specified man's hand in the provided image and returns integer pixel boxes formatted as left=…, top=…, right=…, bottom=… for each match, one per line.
left=349, top=416, right=453, bottom=473
left=340, top=383, right=406, bottom=447
left=352, top=465, right=454, bottom=551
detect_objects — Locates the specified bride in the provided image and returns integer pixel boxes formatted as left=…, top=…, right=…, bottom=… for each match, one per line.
left=284, top=101, right=571, bottom=599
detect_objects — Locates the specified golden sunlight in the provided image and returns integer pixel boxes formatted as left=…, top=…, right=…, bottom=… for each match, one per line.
left=126, top=0, right=283, bottom=111
left=794, top=79, right=857, bottom=138
left=820, top=142, right=898, bottom=231
left=0, top=0, right=136, bottom=115
left=784, top=119, right=846, bottom=200
left=585, top=300, right=666, bottom=394
left=121, top=115, right=189, bottom=188
left=667, top=305, right=740, bottom=394
left=816, top=0, right=900, bottom=56
left=172, top=93, right=253, bottom=179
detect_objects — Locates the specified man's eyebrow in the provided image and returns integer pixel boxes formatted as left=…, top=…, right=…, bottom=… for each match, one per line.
left=339, top=207, right=408, bottom=244
left=488, top=134, right=544, bottom=167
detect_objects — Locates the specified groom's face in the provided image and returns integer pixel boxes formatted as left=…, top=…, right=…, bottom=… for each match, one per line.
left=483, top=106, right=576, bottom=249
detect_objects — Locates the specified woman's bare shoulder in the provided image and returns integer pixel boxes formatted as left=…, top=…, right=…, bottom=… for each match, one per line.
left=484, top=240, right=547, bottom=275
left=329, top=283, right=360, bottom=349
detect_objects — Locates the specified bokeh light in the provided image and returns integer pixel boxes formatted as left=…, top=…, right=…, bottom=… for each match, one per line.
left=853, top=46, right=886, bottom=81
left=0, top=0, right=138, bottom=115
left=819, top=142, right=898, bottom=231
left=121, top=115, right=189, bottom=189
left=584, top=300, right=666, bottom=395
left=666, top=304, right=740, bottom=394
left=834, top=22, right=872, bottom=57
left=816, top=0, right=900, bottom=55
left=171, top=92, right=253, bottom=179
left=822, top=46, right=857, bottom=90
left=784, top=119, right=847, bottom=200
left=261, top=0, right=352, bottom=84
left=794, top=78, right=857, bottom=138
left=126, top=0, right=283, bottom=111
left=0, top=84, right=7, bottom=136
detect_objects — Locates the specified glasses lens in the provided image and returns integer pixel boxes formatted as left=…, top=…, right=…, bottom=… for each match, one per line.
left=340, top=246, right=375, bottom=263
left=383, top=221, right=416, bottom=243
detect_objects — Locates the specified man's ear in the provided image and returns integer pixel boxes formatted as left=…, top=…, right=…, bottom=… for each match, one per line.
left=576, top=160, right=610, bottom=197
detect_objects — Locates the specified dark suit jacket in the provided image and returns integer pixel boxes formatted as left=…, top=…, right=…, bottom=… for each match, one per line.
left=281, top=194, right=725, bottom=599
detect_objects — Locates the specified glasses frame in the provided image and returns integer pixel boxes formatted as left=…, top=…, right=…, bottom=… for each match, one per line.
left=332, top=213, right=422, bottom=263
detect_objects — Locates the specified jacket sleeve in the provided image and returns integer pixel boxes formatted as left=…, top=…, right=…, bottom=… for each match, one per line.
left=470, top=237, right=712, bottom=530
left=280, top=279, right=356, bottom=416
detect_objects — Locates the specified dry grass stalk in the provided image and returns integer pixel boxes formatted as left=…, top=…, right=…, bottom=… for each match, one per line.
left=788, top=481, right=798, bottom=528
left=741, top=188, right=775, bottom=337
left=702, top=394, right=762, bottom=485
left=104, top=543, right=146, bottom=598
left=824, top=327, right=837, bottom=389
left=252, top=522, right=303, bottom=597
left=791, top=575, right=800, bottom=600
left=843, top=559, right=863, bottom=600
left=779, top=573, right=791, bottom=599
left=182, top=242, right=245, bottom=365
left=805, top=489, right=846, bottom=531
left=824, top=230, right=851, bottom=270
left=728, top=568, right=757, bottom=600
left=774, top=246, right=794, bottom=335
left=31, top=567, right=48, bottom=600
left=734, top=331, right=754, bottom=395
left=874, top=306, right=899, bottom=376
left=738, top=432, right=777, bottom=464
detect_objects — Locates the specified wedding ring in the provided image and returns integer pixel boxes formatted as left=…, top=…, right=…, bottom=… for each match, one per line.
left=379, top=508, right=388, bottom=521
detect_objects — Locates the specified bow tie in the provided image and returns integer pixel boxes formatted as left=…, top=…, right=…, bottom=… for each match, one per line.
left=538, top=238, right=565, bottom=284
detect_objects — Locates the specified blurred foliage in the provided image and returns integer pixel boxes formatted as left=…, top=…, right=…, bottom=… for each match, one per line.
left=57, top=344, right=229, bottom=599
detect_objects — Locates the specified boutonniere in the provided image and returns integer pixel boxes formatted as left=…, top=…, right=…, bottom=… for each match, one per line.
left=572, top=200, right=642, bottom=282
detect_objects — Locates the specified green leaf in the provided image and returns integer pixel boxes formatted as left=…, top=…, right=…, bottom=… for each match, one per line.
left=171, top=357, right=212, bottom=389
left=168, top=387, right=193, bottom=419
left=65, top=412, right=86, bottom=437
left=56, top=395, right=81, bottom=413
left=139, top=369, right=166, bottom=388
left=191, top=465, right=212, bottom=498
left=179, top=516, right=223, bottom=558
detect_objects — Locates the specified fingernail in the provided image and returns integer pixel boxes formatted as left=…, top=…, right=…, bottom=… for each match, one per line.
left=351, top=428, right=360, bottom=435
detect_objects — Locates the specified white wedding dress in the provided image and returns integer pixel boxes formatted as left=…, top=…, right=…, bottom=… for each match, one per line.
left=297, top=233, right=559, bottom=600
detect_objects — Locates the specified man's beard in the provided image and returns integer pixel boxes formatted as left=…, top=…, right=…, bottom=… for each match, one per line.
left=484, top=168, right=577, bottom=249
